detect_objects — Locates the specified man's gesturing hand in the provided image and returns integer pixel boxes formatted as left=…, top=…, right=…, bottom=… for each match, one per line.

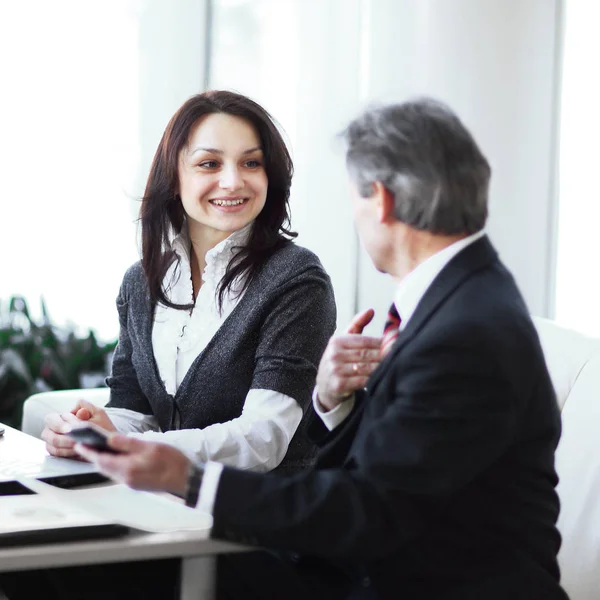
left=316, top=308, right=382, bottom=412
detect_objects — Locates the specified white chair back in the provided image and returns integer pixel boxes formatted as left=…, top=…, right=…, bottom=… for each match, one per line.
left=534, top=317, right=600, bottom=600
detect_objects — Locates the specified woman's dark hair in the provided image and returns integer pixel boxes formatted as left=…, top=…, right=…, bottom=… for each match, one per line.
left=140, top=90, right=296, bottom=311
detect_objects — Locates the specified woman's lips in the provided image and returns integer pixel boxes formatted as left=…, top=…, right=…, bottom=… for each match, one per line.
left=208, top=197, right=249, bottom=212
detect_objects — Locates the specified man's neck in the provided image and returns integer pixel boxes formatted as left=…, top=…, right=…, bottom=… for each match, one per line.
left=391, top=231, right=469, bottom=283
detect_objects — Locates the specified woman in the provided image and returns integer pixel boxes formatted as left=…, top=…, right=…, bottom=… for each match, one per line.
left=41, top=90, right=336, bottom=474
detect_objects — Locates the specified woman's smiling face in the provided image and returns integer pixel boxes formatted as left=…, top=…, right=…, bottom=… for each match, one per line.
left=178, top=112, right=268, bottom=239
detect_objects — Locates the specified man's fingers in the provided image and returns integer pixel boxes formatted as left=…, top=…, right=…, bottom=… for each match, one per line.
left=342, top=361, right=380, bottom=377
left=74, top=443, right=101, bottom=463
left=74, top=444, right=120, bottom=470
left=327, top=337, right=381, bottom=365
left=345, top=308, right=375, bottom=334
left=75, top=439, right=142, bottom=485
left=341, top=348, right=382, bottom=363
left=74, top=434, right=138, bottom=457
left=107, top=434, right=141, bottom=453
left=337, top=334, right=382, bottom=349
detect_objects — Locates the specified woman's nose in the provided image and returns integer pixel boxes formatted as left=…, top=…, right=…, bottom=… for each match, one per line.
left=219, top=165, right=243, bottom=190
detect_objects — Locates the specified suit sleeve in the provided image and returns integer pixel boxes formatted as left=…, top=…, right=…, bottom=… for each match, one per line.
left=105, top=283, right=154, bottom=415
left=210, top=321, right=525, bottom=560
left=304, top=390, right=364, bottom=446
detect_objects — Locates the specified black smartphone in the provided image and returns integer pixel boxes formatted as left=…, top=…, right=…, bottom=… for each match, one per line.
left=67, top=423, right=121, bottom=454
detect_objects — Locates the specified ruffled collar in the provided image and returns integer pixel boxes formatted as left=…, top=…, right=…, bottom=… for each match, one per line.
left=160, top=222, right=252, bottom=305
left=170, top=222, right=252, bottom=290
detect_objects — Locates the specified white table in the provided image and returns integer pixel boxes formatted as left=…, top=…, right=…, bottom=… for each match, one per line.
left=0, top=423, right=245, bottom=600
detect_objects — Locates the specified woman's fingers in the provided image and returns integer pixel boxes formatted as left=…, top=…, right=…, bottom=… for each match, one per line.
left=44, top=412, right=72, bottom=434
left=74, top=407, right=92, bottom=420
left=41, top=412, right=76, bottom=456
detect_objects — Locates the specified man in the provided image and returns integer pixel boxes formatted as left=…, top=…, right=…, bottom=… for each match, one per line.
left=78, top=98, right=566, bottom=599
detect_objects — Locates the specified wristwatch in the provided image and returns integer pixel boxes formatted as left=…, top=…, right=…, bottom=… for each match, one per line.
left=184, top=461, right=205, bottom=508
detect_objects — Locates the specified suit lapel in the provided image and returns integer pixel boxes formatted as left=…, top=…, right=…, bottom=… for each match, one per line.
left=367, top=235, right=498, bottom=394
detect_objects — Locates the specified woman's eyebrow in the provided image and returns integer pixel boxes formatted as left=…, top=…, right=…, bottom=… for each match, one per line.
left=189, top=145, right=263, bottom=156
left=242, top=146, right=263, bottom=155
left=190, top=146, right=223, bottom=156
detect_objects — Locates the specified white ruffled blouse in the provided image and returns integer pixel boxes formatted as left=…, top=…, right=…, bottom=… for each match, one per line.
left=105, top=224, right=303, bottom=472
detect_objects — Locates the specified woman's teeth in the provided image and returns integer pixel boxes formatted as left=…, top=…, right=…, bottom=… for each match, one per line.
left=211, top=198, right=245, bottom=206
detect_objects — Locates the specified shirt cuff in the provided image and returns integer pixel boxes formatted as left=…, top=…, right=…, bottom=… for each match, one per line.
left=312, top=388, right=355, bottom=431
left=104, top=407, right=159, bottom=434
left=196, top=461, right=224, bottom=517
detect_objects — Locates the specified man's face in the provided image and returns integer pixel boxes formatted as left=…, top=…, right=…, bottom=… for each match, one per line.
left=349, top=178, right=389, bottom=273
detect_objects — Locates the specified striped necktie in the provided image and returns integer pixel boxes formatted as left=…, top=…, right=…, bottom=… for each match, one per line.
left=381, top=303, right=401, bottom=357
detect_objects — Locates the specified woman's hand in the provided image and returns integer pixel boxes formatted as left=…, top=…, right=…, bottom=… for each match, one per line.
left=70, top=399, right=117, bottom=432
left=41, top=411, right=87, bottom=458
left=75, top=435, right=190, bottom=496
left=41, top=400, right=117, bottom=459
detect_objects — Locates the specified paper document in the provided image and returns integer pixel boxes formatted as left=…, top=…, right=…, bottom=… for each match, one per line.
left=0, top=491, right=111, bottom=535
left=17, top=478, right=213, bottom=534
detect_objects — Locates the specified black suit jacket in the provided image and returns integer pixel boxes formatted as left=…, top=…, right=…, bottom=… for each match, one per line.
left=211, top=237, right=568, bottom=600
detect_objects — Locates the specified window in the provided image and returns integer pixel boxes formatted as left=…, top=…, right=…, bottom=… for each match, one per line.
left=0, top=0, right=140, bottom=340
left=554, top=0, right=600, bottom=335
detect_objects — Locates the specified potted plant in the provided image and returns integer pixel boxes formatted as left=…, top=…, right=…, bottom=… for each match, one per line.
left=0, top=296, right=117, bottom=429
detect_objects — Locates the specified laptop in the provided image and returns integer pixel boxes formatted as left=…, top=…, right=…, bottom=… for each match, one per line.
left=0, top=423, right=106, bottom=492
left=0, top=425, right=129, bottom=546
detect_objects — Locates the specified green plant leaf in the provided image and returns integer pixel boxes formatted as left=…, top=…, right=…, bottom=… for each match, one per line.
left=0, top=296, right=117, bottom=429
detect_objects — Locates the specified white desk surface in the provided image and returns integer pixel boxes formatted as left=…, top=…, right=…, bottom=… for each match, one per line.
left=0, top=527, right=242, bottom=573
left=0, top=423, right=245, bottom=599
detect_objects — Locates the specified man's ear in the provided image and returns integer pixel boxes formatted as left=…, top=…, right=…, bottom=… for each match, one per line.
left=373, top=182, right=395, bottom=223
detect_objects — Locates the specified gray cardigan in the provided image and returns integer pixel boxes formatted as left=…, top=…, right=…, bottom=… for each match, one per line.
left=106, top=242, right=337, bottom=472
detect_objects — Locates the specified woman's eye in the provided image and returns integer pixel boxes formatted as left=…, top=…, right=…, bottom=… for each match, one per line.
left=245, top=160, right=262, bottom=168
left=199, top=160, right=219, bottom=169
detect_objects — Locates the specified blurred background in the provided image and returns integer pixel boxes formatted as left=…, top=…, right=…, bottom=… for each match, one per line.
left=0, top=0, right=597, bottom=341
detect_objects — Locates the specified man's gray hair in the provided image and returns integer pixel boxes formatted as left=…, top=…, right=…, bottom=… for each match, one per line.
left=342, top=98, right=490, bottom=234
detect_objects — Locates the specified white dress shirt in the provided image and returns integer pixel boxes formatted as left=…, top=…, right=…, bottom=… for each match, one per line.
left=312, top=230, right=486, bottom=431
left=105, top=223, right=303, bottom=472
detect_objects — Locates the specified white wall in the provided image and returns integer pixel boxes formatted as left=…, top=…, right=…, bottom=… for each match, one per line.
left=357, top=0, right=563, bottom=332
left=211, top=0, right=363, bottom=328
left=210, top=0, right=562, bottom=333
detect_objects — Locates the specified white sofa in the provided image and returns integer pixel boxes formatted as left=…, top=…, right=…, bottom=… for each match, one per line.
left=22, top=387, right=110, bottom=440
left=21, top=317, right=600, bottom=600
